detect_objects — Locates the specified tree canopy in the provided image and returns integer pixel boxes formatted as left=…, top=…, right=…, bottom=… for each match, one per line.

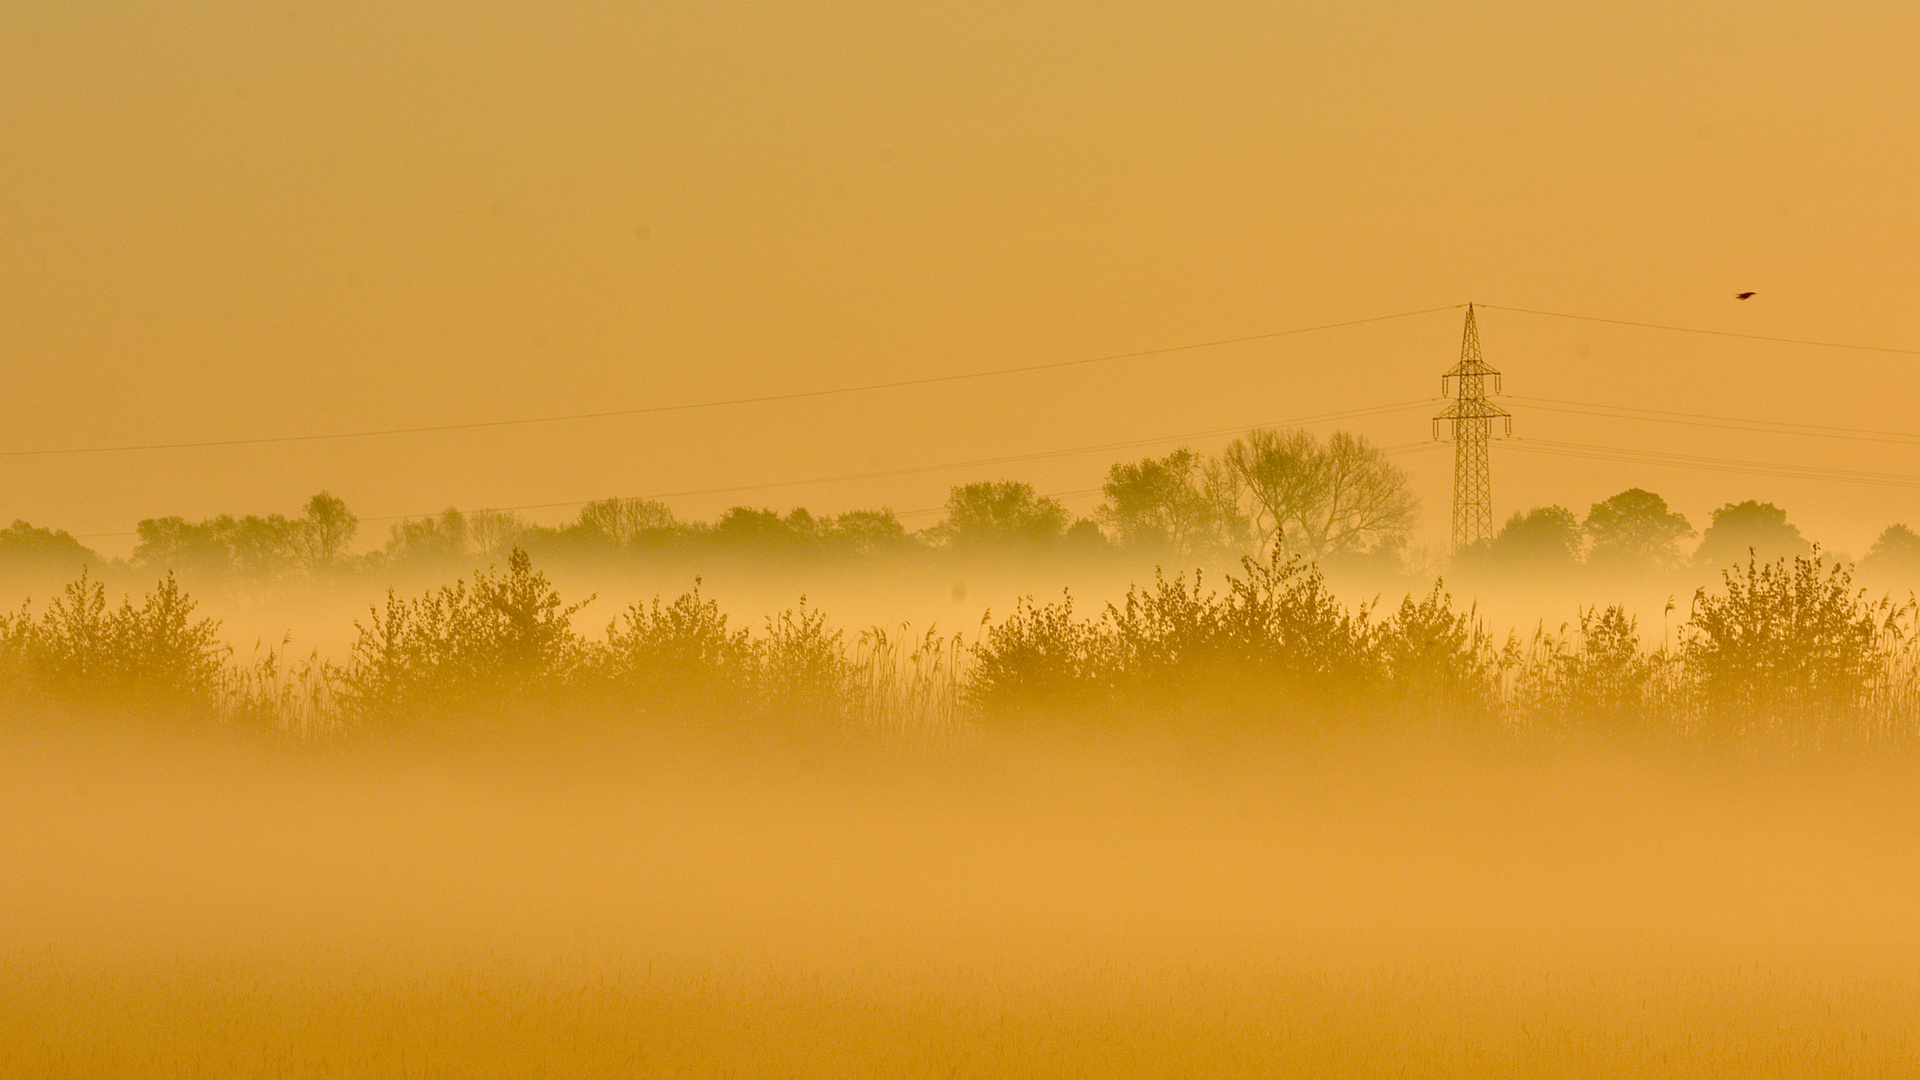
left=1585, top=488, right=1693, bottom=573
left=1695, top=500, right=1810, bottom=569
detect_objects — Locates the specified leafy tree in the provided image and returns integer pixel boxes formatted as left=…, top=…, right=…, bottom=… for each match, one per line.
left=823, top=509, right=914, bottom=556
left=1217, top=428, right=1415, bottom=558
left=134, top=516, right=240, bottom=578
left=467, top=510, right=527, bottom=562
left=1460, top=506, right=1583, bottom=575
left=1861, top=524, right=1920, bottom=581
left=934, top=482, right=1070, bottom=548
left=1098, top=448, right=1235, bottom=555
left=712, top=507, right=822, bottom=551
left=0, top=521, right=99, bottom=579
left=225, top=515, right=301, bottom=578
left=137, top=495, right=356, bottom=580
left=384, top=509, right=471, bottom=569
left=1063, top=518, right=1109, bottom=551
left=1694, top=500, right=1810, bottom=570
left=1584, top=488, right=1692, bottom=574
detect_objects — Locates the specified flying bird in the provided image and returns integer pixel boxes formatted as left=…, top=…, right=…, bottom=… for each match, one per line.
left=1735, top=291, right=1756, bottom=300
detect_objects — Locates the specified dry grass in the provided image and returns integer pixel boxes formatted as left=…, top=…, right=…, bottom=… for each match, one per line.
left=4, top=725, right=1919, bottom=1076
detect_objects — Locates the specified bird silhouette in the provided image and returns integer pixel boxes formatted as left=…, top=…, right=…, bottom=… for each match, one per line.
left=1735, top=291, right=1756, bottom=300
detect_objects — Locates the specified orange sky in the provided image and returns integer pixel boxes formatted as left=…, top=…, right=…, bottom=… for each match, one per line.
left=4, top=2, right=1918, bottom=557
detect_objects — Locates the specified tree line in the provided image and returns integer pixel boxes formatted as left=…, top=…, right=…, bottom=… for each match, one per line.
left=1461, top=489, right=1920, bottom=582
left=3, top=427, right=1919, bottom=584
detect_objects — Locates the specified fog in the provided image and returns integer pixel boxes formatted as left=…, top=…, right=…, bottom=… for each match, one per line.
left=6, top=724, right=1919, bottom=1076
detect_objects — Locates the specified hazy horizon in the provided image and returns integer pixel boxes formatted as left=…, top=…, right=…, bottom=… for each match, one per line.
left=6, top=2, right=1919, bottom=556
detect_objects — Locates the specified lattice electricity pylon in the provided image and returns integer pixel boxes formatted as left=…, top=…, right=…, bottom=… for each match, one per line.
left=1432, top=304, right=1512, bottom=553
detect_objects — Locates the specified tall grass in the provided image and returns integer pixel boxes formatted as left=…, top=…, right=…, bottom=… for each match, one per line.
left=3, top=548, right=1919, bottom=750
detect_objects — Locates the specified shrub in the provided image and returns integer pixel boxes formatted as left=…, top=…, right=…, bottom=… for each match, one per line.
left=966, top=591, right=1105, bottom=717
left=0, top=570, right=227, bottom=713
left=588, top=586, right=862, bottom=728
left=337, top=549, right=591, bottom=725
left=591, top=582, right=756, bottom=721
left=969, top=556, right=1421, bottom=731
left=755, top=601, right=854, bottom=725
left=1513, top=606, right=1662, bottom=740
left=1373, top=583, right=1501, bottom=723
left=1681, top=551, right=1890, bottom=745
left=1119, top=556, right=1376, bottom=720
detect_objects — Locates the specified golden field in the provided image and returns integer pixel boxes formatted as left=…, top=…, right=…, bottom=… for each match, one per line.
left=4, top=727, right=1918, bottom=1077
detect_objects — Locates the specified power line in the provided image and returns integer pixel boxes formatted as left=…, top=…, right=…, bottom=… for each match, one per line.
left=1504, top=438, right=1920, bottom=490
left=2, top=305, right=1460, bottom=460
left=1510, top=396, right=1920, bottom=446
left=1478, top=304, right=1920, bottom=356
left=72, top=401, right=1441, bottom=539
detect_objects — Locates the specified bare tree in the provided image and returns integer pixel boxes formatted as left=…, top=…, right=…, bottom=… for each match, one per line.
left=468, top=509, right=527, bottom=562
left=578, top=497, right=674, bottom=545
left=291, top=492, right=358, bottom=572
left=1217, top=428, right=1415, bottom=558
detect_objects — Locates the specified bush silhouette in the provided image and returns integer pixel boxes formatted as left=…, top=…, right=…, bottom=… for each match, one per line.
left=0, top=570, right=227, bottom=713
left=590, top=581, right=757, bottom=721
left=9, top=541, right=1920, bottom=753
left=1682, top=551, right=1887, bottom=745
left=339, top=549, right=591, bottom=724
left=967, top=555, right=1452, bottom=730
left=1514, top=606, right=1662, bottom=740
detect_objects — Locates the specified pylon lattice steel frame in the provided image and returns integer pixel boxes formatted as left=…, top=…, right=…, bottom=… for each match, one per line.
left=1433, top=304, right=1512, bottom=552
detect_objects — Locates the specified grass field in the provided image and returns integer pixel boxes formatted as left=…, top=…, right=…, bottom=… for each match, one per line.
left=5, top=726, right=1918, bottom=1077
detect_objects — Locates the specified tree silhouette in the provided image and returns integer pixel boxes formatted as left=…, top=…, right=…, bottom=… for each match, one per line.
left=1218, top=429, right=1414, bottom=558
left=1460, top=506, right=1582, bottom=576
left=1585, top=488, right=1693, bottom=574
left=824, top=509, right=913, bottom=556
left=0, top=521, right=99, bottom=580
left=577, top=497, right=675, bottom=547
left=291, top=492, right=358, bottom=572
left=1695, top=500, right=1810, bottom=570
left=711, top=508, right=823, bottom=551
left=934, top=482, right=1071, bottom=548
left=384, top=509, right=472, bottom=569
left=1860, top=524, right=1920, bottom=582
left=1098, top=448, right=1238, bottom=555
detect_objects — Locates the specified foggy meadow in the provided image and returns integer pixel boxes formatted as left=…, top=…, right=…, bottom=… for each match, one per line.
left=9, top=430, right=1920, bottom=1076
left=9, top=0, right=1920, bottom=1073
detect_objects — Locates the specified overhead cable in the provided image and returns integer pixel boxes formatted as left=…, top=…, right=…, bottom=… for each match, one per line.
left=73, top=401, right=1439, bottom=538
left=3, top=306, right=1459, bottom=459
left=1504, top=438, right=1920, bottom=489
left=1510, top=396, right=1920, bottom=446
left=1478, top=304, right=1920, bottom=356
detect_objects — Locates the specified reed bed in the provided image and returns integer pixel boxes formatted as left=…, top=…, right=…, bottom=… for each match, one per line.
left=3, top=547, right=1918, bottom=751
